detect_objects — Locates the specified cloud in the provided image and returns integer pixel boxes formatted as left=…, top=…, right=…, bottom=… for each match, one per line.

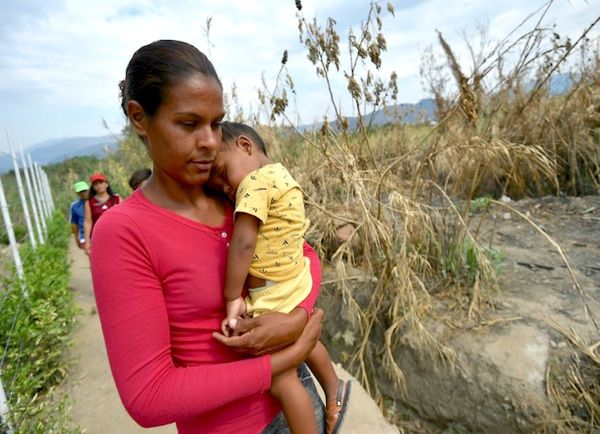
left=0, top=0, right=597, bottom=147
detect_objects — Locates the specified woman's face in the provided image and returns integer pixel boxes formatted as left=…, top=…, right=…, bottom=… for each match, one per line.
left=136, top=73, right=225, bottom=188
left=92, top=180, right=108, bottom=194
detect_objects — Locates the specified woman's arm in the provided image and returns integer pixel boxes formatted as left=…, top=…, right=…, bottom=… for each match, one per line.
left=83, top=200, right=92, bottom=255
left=213, top=241, right=322, bottom=355
left=297, top=242, right=322, bottom=313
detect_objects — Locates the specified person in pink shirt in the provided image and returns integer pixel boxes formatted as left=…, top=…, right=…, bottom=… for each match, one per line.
left=90, top=39, right=326, bottom=434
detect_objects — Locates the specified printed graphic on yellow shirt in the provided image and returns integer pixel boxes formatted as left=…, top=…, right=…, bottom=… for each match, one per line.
left=235, top=163, right=309, bottom=282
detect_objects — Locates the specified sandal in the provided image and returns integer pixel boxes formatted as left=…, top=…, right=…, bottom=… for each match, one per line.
left=325, top=380, right=351, bottom=434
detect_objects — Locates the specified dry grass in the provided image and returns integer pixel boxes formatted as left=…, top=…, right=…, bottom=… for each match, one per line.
left=268, top=126, right=501, bottom=400
left=547, top=322, right=600, bottom=432
left=252, top=0, right=600, bottom=425
left=423, top=7, right=600, bottom=199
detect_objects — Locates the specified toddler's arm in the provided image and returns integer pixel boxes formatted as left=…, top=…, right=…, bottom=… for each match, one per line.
left=224, top=213, right=260, bottom=327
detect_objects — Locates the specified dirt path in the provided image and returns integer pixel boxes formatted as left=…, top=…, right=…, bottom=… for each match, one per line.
left=66, top=240, right=176, bottom=433
left=65, top=239, right=396, bottom=433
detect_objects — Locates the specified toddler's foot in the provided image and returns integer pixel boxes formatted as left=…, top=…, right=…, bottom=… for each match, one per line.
left=325, top=380, right=351, bottom=434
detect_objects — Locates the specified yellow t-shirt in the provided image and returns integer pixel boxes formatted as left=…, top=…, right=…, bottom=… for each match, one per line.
left=235, top=163, right=309, bottom=282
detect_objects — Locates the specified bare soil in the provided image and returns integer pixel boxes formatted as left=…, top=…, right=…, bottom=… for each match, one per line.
left=318, top=195, right=600, bottom=433
left=478, top=194, right=600, bottom=351
left=63, top=241, right=176, bottom=434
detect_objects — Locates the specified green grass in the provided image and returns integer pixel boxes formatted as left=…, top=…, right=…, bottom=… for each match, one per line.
left=0, top=213, right=80, bottom=433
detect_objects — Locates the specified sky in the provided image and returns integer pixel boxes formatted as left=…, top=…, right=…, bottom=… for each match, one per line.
left=0, top=0, right=597, bottom=149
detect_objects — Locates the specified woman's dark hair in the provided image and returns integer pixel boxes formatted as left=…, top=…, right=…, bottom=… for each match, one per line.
left=89, top=184, right=117, bottom=198
left=128, top=168, right=152, bottom=190
left=119, top=40, right=222, bottom=117
left=220, top=122, right=268, bottom=156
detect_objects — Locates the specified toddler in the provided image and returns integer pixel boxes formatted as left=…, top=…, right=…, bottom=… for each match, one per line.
left=210, top=122, right=351, bottom=434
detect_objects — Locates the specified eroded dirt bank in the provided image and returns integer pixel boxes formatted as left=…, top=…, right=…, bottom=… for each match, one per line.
left=319, top=195, right=600, bottom=433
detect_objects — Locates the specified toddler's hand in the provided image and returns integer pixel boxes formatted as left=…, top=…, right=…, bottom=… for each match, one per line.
left=222, top=297, right=246, bottom=336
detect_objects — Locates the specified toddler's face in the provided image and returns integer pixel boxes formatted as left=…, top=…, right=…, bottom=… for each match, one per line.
left=209, top=147, right=252, bottom=201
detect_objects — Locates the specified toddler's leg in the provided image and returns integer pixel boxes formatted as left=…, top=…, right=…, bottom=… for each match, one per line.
left=270, top=368, right=319, bottom=434
left=306, top=341, right=351, bottom=434
left=306, top=341, right=339, bottom=402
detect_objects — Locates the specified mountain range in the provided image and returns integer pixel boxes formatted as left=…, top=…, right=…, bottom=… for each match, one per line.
left=0, top=72, right=571, bottom=175
left=299, top=98, right=436, bottom=132
left=0, top=135, right=119, bottom=174
left=0, top=98, right=436, bottom=174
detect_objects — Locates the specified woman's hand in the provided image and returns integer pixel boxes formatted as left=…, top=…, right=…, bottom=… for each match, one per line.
left=83, top=241, right=91, bottom=256
left=269, top=308, right=323, bottom=376
left=212, top=307, right=316, bottom=356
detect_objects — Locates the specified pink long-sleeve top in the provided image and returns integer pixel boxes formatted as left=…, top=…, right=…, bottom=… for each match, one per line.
left=90, top=188, right=321, bottom=433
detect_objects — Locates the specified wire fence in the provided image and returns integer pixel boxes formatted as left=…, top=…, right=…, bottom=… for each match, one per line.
left=0, top=128, right=55, bottom=433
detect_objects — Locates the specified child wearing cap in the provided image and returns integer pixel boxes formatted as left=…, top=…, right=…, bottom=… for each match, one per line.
left=70, top=181, right=89, bottom=248
left=83, top=172, right=121, bottom=256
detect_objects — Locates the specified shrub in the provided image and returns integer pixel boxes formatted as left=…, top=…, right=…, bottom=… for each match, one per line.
left=0, top=212, right=79, bottom=432
left=0, top=224, right=28, bottom=246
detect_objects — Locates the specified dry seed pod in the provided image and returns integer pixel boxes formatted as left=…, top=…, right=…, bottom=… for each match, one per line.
left=387, top=2, right=395, bottom=16
left=347, top=76, right=361, bottom=99
left=321, top=116, right=329, bottom=136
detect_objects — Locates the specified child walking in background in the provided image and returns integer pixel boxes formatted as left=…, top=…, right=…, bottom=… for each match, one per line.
left=70, top=181, right=89, bottom=249
left=209, top=122, right=350, bottom=434
left=84, top=172, right=121, bottom=256
left=128, top=168, right=152, bottom=190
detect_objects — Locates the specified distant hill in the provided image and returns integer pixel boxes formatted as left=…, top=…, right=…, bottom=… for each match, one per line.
left=300, top=98, right=436, bottom=132
left=0, top=74, right=570, bottom=174
left=355, top=98, right=436, bottom=126
left=0, top=135, right=119, bottom=173
left=311, top=74, right=572, bottom=132
left=302, top=72, right=573, bottom=132
left=304, top=73, right=574, bottom=132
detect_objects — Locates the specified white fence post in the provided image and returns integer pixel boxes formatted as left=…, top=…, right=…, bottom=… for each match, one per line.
left=0, top=177, right=26, bottom=290
left=19, top=146, right=43, bottom=244
left=33, top=162, right=50, bottom=220
left=26, top=155, right=47, bottom=236
left=0, top=376, right=13, bottom=434
left=42, top=171, right=55, bottom=213
left=5, top=129, right=36, bottom=249
left=38, top=168, right=49, bottom=215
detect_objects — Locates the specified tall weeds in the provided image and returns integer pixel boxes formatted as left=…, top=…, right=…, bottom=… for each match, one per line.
left=422, top=1, right=600, bottom=197
left=256, top=0, right=600, bottom=421
left=255, top=0, right=502, bottom=403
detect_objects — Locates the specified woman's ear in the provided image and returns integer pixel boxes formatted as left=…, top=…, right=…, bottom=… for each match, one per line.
left=127, top=100, right=148, bottom=138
